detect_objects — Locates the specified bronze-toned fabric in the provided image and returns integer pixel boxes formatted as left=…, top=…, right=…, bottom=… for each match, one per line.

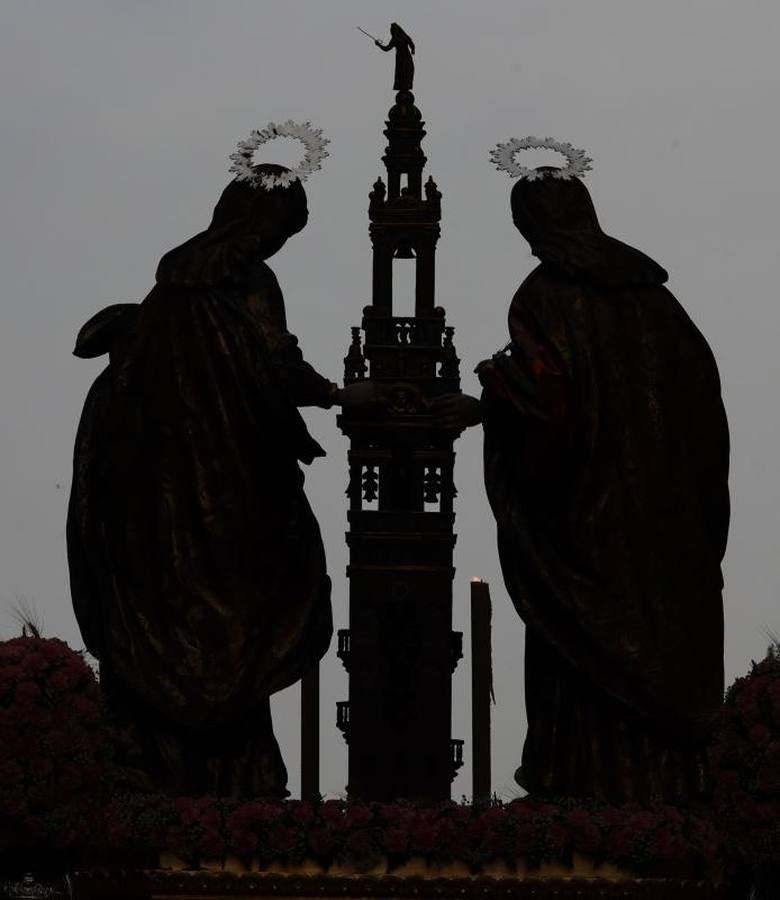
left=68, top=252, right=332, bottom=796
left=519, top=628, right=708, bottom=806
left=98, top=664, right=288, bottom=798
left=480, top=262, right=728, bottom=804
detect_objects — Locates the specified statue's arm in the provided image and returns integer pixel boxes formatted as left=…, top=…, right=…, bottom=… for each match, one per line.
left=375, top=38, right=394, bottom=51
left=247, top=286, right=336, bottom=408
left=273, top=331, right=337, bottom=408
left=474, top=303, right=571, bottom=434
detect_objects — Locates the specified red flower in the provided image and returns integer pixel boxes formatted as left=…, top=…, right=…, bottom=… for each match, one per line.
left=711, top=650, right=780, bottom=867
left=199, top=828, right=225, bottom=858
left=476, top=808, right=506, bottom=829
left=345, top=828, right=372, bottom=858
left=0, top=760, right=24, bottom=782
left=320, top=800, right=346, bottom=826
left=57, top=766, right=84, bottom=794
left=648, top=831, right=688, bottom=860
left=545, top=822, right=570, bottom=855
left=768, top=681, right=780, bottom=724
left=165, top=825, right=186, bottom=855
left=308, top=827, right=336, bottom=857
left=0, top=636, right=105, bottom=852
left=270, top=824, right=297, bottom=855
left=12, top=681, right=41, bottom=707
left=756, top=763, right=780, bottom=795
left=466, top=814, right=505, bottom=857
left=344, top=804, right=373, bottom=828
left=253, top=801, right=285, bottom=825
left=28, top=757, right=54, bottom=779
left=381, top=826, right=409, bottom=855
left=291, top=801, right=315, bottom=825
left=18, top=652, right=47, bottom=675
left=48, top=667, right=83, bottom=693
left=481, top=828, right=505, bottom=856
left=230, top=829, right=259, bottom=857
left=512, top=819, right=536, bottom=857
left=1, top=794, right=28, bottom=819
left=409, top=821, right=440, bottom=854
left=748, top=724, right=772, bottom=746
left=534, top=802, right=563, bottom=819
left=26, top=783, right=55, bottom=807
left=442, top=803, right=472, bottom=825
left=609, top=828, right=637, bottom=860
left=564, top=809, right=601, bottom=855
left=105, top=818, right=133, bottom=846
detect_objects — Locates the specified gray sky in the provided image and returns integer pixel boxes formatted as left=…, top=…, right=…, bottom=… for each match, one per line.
left=1, top=0, right=779, bottom=800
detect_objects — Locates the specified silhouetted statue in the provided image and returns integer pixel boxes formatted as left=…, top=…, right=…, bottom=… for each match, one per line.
left=375, top=23, right=415, bottom=92
left=435, top=168, right=729, bottom=805
left=68, top=165, right=348, bottom=798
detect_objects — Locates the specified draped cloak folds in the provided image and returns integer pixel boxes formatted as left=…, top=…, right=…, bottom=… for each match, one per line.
left=382, top=25, right=415, bottom=92
left=67, top=260, right=333, bottom=796
left=479, top=180, right=729, bottom=804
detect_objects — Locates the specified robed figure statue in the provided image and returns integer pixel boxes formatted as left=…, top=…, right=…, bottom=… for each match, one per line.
left=67, top=164, right=340, bottom=798
left=435, top=166, right=729, bottom=805
left=375, top=23, right=415, bottom=92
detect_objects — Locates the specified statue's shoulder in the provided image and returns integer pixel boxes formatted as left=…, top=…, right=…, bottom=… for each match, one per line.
left=247, top=261, right=282, bottom=293
left=73, top=303, right=140, bottom=359
left=513, top=263, right=577, bottom=307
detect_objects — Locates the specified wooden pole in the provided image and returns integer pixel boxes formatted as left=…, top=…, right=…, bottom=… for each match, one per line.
left=470, top=578, right=492, bottom=804
left=301, top=663, right=320, bottom=799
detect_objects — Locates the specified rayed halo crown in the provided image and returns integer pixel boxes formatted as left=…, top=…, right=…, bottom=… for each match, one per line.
left=228, top=120, right=330, bottom=189
left=489, top=136, right=593, bottom=182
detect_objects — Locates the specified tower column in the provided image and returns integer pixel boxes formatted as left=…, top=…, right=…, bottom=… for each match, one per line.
left=337, top=78, right=463, bottom=802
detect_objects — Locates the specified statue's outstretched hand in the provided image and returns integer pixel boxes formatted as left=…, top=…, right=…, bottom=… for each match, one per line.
left=431, top=393, right=482, bottom=432
left=336, top=381, right=385, bottom=410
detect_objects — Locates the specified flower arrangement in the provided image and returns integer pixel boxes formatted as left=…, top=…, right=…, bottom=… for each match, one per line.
left=0, top=629, right=106, bottom=856
left=709, top=641, right=780, bottom=884
left=0, top=630, right=734, bottom=883
left=99, top=793, right=721, bottom=877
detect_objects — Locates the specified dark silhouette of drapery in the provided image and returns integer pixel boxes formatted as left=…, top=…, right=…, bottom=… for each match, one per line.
left=68, top=167, right=333, bottom=797
left=480, top=171, right=728, bottom=804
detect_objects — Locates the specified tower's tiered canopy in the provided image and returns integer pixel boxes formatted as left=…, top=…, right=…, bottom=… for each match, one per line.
left=336, top=84, right=464, bottom=802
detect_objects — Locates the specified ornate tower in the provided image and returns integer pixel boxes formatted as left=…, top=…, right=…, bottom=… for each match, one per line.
left=336, top=84, right=463, bottom=802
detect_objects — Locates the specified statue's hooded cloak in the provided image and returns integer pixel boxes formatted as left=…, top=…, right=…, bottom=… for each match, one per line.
left=479, top=170, right=729, bottom=803
left=67, top=167, right=333, bottom=796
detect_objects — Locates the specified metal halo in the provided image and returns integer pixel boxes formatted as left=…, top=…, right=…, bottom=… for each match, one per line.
left=489, top=136, right=593, bottom=181
left=228, top=120, right=330, bottom=189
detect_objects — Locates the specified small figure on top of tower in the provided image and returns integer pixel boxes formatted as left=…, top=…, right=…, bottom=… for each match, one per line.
left=374, top=23, right=415, bottom=92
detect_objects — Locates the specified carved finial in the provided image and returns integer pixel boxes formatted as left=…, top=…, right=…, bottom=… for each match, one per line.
left=344, top=326, right=367, bottom=381
left=362, top=465, right=379, bottom=503
left=336, top=629, right=351, bottom=670
left=450, top=739, right=464, bottom=781
left=450, top=631, right=464, bottom=673
left=369, top=176, right=386, bottom=210
left=439, top=326, right=460, bottom=380
left=336, top=701, right=351, bottom=740
left=425, top=175, right=441, bottom=202
left=423, top=465, right=443, bottom=504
